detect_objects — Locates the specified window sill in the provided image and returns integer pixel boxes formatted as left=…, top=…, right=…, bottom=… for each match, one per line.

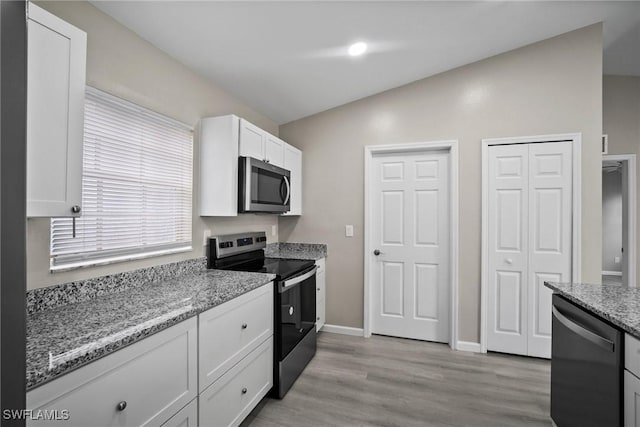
left=50, top=246, right=193, bottom=273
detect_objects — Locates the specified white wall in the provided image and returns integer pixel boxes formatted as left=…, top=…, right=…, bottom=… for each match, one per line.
left=279, top=24, right=603, bottom=343
left=602, top=168, right=623, bottom=272
left=28, top=1, right=280, bottom=289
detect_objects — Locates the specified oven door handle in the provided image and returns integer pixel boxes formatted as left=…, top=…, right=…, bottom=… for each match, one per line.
left=280, top=265, right=317, bottom=293
left=552, top=306, right=614, bottom=352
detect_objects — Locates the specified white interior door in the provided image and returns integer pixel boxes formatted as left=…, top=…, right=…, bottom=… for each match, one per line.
left=370, top=150, right=450, bottom=343
left=487, top=144, right=529, bottom=356
left=487, top=142, right=572, bottom=358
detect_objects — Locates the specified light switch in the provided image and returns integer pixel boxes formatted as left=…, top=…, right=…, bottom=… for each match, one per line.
left=272, top=225, right=277, bottom=236
left=203, top=229, right=211, bottom=246
left=615, top=256, right=621, bottom=264
left=345, top=225, right=354, bottom=237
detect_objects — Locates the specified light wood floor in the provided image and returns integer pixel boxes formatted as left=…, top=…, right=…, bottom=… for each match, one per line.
left=243, top=332, right=551, bottom=427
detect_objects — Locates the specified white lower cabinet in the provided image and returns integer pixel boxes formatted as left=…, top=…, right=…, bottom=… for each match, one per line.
left=26, top=317, right=198, bottom=427
left=626, top=333, right=640, bottom=427
left=316, top=258, right=326, bottom=331
left=198, top=283, right=274, bottom=427
left=199, top=339, right=273, bottom=427
left=160, top=399, right=198, bottom=427
left=198, top=284, right=273, bottom=392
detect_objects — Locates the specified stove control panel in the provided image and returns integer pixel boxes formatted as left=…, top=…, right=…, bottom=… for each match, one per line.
left=209, top=231, right=267, bottom=260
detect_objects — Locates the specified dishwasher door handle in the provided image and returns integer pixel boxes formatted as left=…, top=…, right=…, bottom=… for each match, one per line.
left=552, top=306, right=615, bottom=352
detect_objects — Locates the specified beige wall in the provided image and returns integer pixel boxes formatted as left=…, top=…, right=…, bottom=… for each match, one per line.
left=603, top=75, right=640, bottom=284
left=279, top=24, right=603, bottom=343
left=28, top=1, right=280, bottom=289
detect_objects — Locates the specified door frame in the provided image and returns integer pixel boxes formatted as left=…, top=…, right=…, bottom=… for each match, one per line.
left=602, top=154, right=637, bottom=287
left=363, top=140, right=459, bottom=350
left=480, top=133, right=582, bottom=353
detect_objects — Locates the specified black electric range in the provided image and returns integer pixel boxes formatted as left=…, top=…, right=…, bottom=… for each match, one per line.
left=207, top=232, right=317, bottom=399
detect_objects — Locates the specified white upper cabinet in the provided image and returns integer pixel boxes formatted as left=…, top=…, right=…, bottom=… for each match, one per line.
left=27, top=4, right=86, bottom=218
left=239, top=119, right=265, bottom=161
left=265, top=134, right=285, bottom=167
left=239, top=118, right=285, bottom=168
left=200, top=114, right=302, bottom=216
left=200, top=115, right=240, bottom=216
left=282, top=144, right=302, bottom=216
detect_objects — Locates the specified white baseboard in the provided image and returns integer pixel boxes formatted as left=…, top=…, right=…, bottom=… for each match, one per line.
left=321, top=324, right=365, bottom=337
left=456, top=340, right=482, bottom=353
left=602, top=270, right=623, bottom=276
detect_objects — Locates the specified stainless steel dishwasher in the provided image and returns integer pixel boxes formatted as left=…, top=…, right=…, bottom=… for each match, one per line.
left=551, top=294, right=623, bottom=427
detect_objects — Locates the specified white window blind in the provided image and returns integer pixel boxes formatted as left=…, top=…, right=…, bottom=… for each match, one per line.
left=51, top=87, right=193, bottom=270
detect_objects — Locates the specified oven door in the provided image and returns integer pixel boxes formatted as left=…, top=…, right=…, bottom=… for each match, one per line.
left=238, top=156, right=290, bottom=213
left=277, top=265, right=317, bottom=360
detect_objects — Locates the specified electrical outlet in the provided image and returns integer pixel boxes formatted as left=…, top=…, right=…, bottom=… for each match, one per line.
left=345, top=225, right=354, bottom=237
left=615, top=256, right=621, bottom=264
left=203, top=229, right=211, bottom=246
left=271, top=225, right=277, bottom=236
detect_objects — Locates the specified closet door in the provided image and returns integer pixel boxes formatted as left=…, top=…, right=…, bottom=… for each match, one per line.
left=487, top=142, right=572, bottom=358
left=487, top=144, right=529, bottom=356
left=527, top=142, right=572, bottom=358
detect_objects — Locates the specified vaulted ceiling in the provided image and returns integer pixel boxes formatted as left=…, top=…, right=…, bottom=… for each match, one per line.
left=92, top=1, right=640, bottom=124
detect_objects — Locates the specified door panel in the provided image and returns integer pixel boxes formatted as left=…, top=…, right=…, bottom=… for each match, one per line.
left=487, top=141, right=572, bottom=358
left=371, top=150, right=450, bottom=343
left=528, top=141, right=572, bottom=358
left=382, top=191, right=404, bottom=244
left=488, top=144, right=529, bottom=356
left=381, top=262, right=404, bottom=316
left=495, top=270, right=523, bottom=334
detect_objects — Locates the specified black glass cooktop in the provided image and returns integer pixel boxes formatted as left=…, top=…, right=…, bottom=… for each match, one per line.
left=218, top=257, right=315, bottom=281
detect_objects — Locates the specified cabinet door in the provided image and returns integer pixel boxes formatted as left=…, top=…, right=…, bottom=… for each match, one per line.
left=27, top=4, right=86, bottom=217
left=161, top=398, right=197, bottom=427
left=199, top=338, right=273, bottom=427
left=198, top=284, right=273, bottom=392
left=625, top=370, right=640, bottom=427
left=282, top=144, right=302, bottom=216
left=264, top=134, right=285, bottom=167
left=239, top=119, right=264, bottom=160
left=27, top=318, right=198, bottom=427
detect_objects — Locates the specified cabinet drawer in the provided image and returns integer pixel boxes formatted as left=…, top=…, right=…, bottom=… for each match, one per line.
left=199, top=284, right=273, bottom=391
left=199, top=338, right=273, bottom=427
left=160, top=398, right=197, bottom=427
left=626, top=334, right=640, bottom=378
left=27, top=317, right=197, bottom=427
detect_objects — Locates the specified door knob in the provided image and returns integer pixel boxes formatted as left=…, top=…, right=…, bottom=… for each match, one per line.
left=505, top=258, right=513, bottom=265
left=374, top=249, right=382, bottom=256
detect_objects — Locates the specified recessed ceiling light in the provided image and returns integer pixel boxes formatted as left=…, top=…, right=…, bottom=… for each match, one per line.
left=348, top=42, right=367, bottom=57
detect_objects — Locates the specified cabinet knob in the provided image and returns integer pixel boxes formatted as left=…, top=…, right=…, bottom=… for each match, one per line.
left=71, top=205, right=81, bottom=214
left=241, top=387, right=248, bottom=394
left=116, top=401, right=127, bottom=411
left=317, top=288, right=320, bottom=291
left=241, top=323, right=247, bottom=330
left=317, top=317, right=320, bottom=320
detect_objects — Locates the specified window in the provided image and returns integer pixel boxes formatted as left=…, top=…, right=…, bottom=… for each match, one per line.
left=50, top=87, right=193, bottom=270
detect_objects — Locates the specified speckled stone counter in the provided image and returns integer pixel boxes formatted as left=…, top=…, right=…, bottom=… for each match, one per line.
left=265, top=242, right=327, bottom=260
left=27, top=268, right=275, bottom=390
left=545, top=281, right=640, bottom=339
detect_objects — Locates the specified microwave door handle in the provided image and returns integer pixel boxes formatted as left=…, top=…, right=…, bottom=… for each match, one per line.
left=283, top=176, right=291, bottom=205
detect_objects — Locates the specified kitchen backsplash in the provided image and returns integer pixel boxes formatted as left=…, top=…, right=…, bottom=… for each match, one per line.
left=26, top=257, right=206, bottom=314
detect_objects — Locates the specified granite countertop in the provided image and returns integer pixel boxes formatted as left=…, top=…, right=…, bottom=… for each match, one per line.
left=545, top=281, right=640, bottom=339
left=265, top=242, right=327, bottom=260
left=27, top=269, right=275, bottom=391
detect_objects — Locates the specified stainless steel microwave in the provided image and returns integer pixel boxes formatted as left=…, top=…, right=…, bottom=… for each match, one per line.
left=238, top=156, right=291, bottom=213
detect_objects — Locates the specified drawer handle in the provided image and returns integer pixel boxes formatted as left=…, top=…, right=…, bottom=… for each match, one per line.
left=241, top=323, right=248, bottom=330
left=116, top=401, right=127, bottom=411
left=241, top=387, right=248, bottom=394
